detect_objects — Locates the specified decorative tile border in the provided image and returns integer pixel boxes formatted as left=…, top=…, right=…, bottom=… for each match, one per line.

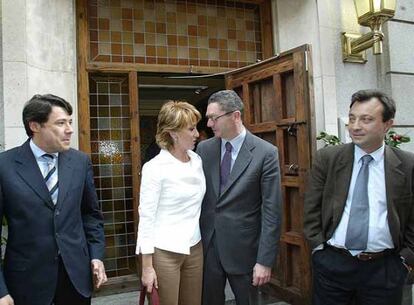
left=88, top=0, right=262, bottom=68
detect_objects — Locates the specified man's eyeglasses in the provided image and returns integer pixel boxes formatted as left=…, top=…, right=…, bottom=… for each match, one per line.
left=206, top=111, right=235, bottom=122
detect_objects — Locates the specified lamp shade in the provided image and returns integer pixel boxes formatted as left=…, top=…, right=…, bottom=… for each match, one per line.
left=354, top=0, right=396, bottom=25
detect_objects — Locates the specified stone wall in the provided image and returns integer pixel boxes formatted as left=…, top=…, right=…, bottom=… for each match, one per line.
left=0, top=2, right=4, bottom=151
left=1, top=0, right=78, bottom=150
left=272, top=0, right=414, bottom=153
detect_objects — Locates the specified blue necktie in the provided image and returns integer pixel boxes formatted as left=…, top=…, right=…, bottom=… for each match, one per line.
left=345, top=154, right=373, bottom=250
left=220, top=142, right=232, bottom=193
left=43, top=154, right=59, bottom=205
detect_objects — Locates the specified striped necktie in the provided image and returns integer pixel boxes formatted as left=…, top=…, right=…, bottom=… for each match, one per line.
left=43, top=154, right=59, bottom=205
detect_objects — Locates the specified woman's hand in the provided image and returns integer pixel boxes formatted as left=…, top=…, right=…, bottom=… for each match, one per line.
left=141, top=266, right=158, bottom=293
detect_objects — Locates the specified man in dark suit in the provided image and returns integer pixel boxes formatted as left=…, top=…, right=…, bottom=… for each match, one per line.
left=0, top=94, right=106, bottom=305
left=304, top=89, right=414, bottom=305
left=196, top=90, right=282, bottom=305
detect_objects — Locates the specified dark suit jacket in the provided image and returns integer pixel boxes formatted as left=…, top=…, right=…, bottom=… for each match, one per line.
left=304, top=143, right=414, bottom=265
left=197, top=131, right=282, bottom=274
left=0, top=140, right=105, bottom=305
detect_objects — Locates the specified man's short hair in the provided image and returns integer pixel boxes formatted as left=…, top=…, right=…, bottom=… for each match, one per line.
left=350, top=89, right=396, bottom=122
left=208, top=90, right=244, bottom=114
left=22, top=94, right=73, bottom=137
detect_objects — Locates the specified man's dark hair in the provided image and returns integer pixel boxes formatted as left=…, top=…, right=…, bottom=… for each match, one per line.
left=22, top=94, right=73, bottom=137
left=350, top=89, right=396, bottom=122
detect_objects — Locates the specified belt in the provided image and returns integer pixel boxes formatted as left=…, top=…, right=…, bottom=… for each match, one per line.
left=326, top=244, right=394, bottom=261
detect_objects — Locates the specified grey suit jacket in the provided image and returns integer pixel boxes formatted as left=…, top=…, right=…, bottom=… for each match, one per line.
left=197, top=131, right=282, bottom=274
left=304, top=143, right=414, bottom=265
left=0, top=140, right=105, bottom=305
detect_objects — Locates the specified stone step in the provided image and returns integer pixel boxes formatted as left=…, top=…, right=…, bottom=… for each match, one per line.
left=92, top=291, right=291, bottom=305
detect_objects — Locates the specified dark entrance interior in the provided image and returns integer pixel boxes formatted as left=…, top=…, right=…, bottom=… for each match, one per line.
left=138, top=72, right=225, bottom=164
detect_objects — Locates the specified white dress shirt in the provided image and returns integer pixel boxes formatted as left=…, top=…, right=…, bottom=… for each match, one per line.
left=136, top=149, right=206, bottom=255
left=221, top=127, right=246, bottom=171
left=328, top=144, right=394, bottom=254
left=30, top=139, right=59, bottom=178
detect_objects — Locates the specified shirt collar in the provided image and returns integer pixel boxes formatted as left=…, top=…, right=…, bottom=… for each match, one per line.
left=30, top=139, right=59, bottom=160
left=221, top=126, right=246, bottom=154
left=354, top=143, right=385, bottom=164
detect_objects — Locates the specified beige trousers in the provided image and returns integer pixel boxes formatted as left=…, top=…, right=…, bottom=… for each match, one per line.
left=153, top=242, right=203, bottom=305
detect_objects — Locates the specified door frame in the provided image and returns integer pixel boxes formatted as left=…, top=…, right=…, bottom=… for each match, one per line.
left=76, top=0, right=281, bottom=294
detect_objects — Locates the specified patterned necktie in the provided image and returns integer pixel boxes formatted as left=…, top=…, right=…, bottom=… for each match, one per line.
left=345, top=154, right=374, bottom=250
left=220, top=142, right=233, bottom=193
left=43, top=154, right=59, bottom=205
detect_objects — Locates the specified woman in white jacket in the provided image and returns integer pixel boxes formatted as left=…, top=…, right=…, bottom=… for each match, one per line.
left=136, top=101, right=205, bottom=305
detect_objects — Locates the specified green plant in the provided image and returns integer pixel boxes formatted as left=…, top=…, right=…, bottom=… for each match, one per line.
left=385, top=130, right=411, bottom=148
left=316, top=131, right=343, bottom=147
left=317, top=130, right=410, bottom=149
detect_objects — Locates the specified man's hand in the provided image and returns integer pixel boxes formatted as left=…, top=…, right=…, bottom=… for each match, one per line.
left=91, top=259, right=108, bottom=289
left=252, top=263, right=272, bottom=286
left=141, top=266, right=158, bottom=293
left=0, top=294, right=14, bottom=305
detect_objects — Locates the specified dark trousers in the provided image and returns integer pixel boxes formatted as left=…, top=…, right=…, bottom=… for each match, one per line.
left=312, top=246, right=408, bottom=305
left=53, top=258, right=91, bottom=305
left=202, top=236, right=258, bottom=305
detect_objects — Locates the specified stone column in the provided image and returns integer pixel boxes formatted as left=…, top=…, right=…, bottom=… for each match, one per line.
left=1, top=0, right=78, bottom=150
left=382, top=0, right=414, bottom=153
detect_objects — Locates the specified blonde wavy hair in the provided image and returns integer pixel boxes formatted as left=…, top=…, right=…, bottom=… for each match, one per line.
left=156, top=101, right=201, bottom=150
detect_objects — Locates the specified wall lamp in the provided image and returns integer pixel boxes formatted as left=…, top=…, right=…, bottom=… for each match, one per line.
left=342, top=0, right=396, bottom=63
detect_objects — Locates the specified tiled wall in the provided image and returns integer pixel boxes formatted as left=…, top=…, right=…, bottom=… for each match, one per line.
left=88, top=0, right=262, bottom=68
left=89, top=74, right=136, bottom=277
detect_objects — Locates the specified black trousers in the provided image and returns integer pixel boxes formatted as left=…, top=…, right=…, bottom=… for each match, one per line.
left=312, top=246, right=407, bottom=305
left=53, top=258, right=91, bottom=305
left=202, top=236, right=258, bottom=305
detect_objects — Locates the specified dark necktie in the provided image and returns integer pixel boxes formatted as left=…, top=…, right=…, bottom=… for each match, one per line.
left=43, top=154, right=59, bottom=205
left=345, top=154, right=373, bottom=250
left=220, top=142, right=233, bottom=193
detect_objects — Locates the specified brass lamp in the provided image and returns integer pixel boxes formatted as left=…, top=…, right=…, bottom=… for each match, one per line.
left=342, top=0, right=396, bottom=63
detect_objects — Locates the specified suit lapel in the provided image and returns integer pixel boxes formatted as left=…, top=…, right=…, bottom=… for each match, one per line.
left=15, top=141, right=55, bottom=210
left=332, top=144, right=354, bottom=226
left=56, top=151, right=74, bottom=208
left=219, top=132, right=253, bottom=199
left=384, top=146, right=405, bottom=245
left=206, top=137, right=221, bottom=199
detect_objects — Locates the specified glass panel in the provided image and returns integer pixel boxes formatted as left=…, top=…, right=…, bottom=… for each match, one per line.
left=354, top=0, right=371, bottom=17
left=382, top=0, right=396, bottom=11
left=89, top=74, right=136, bottom=278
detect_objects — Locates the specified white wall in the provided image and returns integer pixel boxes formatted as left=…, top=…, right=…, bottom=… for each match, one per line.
left=1, top=0, right=78, bottom=150
left=0, top=2, right=4, bottom=151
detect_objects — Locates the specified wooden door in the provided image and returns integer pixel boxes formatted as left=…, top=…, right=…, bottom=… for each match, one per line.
left=225, top=45, right=315, bottom=305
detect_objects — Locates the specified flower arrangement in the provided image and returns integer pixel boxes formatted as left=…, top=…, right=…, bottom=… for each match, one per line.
left=317, top=130, right=410, bottom=149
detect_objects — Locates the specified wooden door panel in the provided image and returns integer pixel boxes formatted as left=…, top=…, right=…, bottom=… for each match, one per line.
left=225, top=45, right=314, bottom=305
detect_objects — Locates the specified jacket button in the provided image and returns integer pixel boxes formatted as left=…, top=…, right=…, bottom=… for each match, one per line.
left=55, top=210, right=60, bottom=216
left=55, top=233, right=59, bottom=238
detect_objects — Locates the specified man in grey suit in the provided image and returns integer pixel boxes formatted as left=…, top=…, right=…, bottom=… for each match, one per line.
left=304, top=89, right=414, bottom=305
left=196, top=90, right=282, bottom=305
